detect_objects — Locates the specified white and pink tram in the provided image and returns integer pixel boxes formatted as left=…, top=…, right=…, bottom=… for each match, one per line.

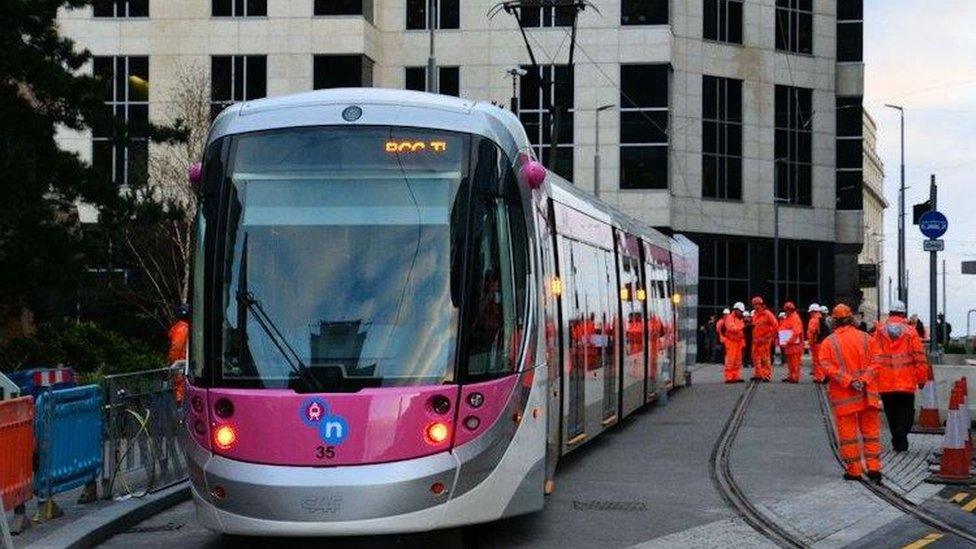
left=181, top=88, right=698, bottom=536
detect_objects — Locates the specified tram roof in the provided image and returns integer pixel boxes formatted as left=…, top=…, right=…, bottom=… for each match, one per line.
left=208, top=88, right=532, bottom=161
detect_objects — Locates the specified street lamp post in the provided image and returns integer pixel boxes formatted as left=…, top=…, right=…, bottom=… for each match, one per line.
left=593, top=103, right=615, bottom=199
left=426, top=0, right=438, bottom=93
left=884, top=104, right=905, bottom=309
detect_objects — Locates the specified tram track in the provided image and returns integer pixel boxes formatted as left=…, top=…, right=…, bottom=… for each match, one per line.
left=710, top=380, right=808, bottom=548
left=814, top=384, right=976, bottom=546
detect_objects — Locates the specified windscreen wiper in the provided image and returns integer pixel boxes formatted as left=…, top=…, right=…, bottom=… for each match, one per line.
left=237, top=289, right=324, bottom=393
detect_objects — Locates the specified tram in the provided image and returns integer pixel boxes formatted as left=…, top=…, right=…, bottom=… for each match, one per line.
left=181, top=88, right=698, bottom=535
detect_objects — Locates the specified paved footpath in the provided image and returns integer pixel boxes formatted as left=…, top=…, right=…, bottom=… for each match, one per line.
left=92, top=363, right=976, bottom=548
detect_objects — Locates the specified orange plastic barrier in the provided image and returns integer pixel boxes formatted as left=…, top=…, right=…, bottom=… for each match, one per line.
left=0, top=396, right=35, bottom=511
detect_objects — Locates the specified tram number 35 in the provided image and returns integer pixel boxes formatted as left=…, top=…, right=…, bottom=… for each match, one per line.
left=316, top=446, right=336, bottom=460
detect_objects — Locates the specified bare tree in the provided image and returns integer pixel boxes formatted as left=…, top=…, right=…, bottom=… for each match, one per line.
left=114, top=62, right=209, bottom=327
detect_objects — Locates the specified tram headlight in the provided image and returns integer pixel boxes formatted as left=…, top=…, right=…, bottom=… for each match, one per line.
left=213, top=424, right=238, bottom=450
left=424, top=421, right=450, bottom=445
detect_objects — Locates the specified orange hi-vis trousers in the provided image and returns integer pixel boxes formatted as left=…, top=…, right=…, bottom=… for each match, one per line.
left=810, top=343, right=824, bottom=381
left=752, top=342, right=773, bottom=381
left=835, top=410, right=882, bottom=476
left=724, top=340, right=744, bottom=382
left=785, top=346, right=803, bottom=382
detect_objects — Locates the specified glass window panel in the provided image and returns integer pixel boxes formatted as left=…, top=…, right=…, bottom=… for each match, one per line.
left=212, top=0, right=231, bottom=16
left=837, top=22, right=863, bottom=62
left=93, top=56, right=114, bottom=101
left=93, top=0, right=115, bottom=17
left=702, top=154, right=718, bottom=198
left=440, top=0, right=460, bottom=29
left=727, top=157, right=742, bottom=200
left=313, top=55, right=369, bottom=89
left=837, top=139, right=863, bottom=169
left=128, top=140, right=148, bottom=186
left=620, top=146, right=668, bottom=189
left=245, top=56, right=267, bottom=100
left=233, top=56, right=245, bottom=101
left=621, top=65, right=668, bottom=108
left=798, top=12, right=813, bottom=53
left=621, top=0, right=668, bottom=25
left=727, top=1, right=743, bottom=43
left=405, top=66, right=425, bottom=92
left=128, top=0, right=148, bottom=16
left=316, top=0, right=363, bottom=16
left=703, top=0, right=718, bottom=40
left=439, top=66, right=459, bottom=96
left=92, top=141, right=114, bottom=183
left=621, top=111, right=667, bottom=144
left=405, top=0, right=426, bottom=29
left=702, top=75, right=717, bottom=119
left=246, top=0, right=266, bottom=16
left=128, top=56, right=149, bottom=101
left=211, top=56, right=232, bottom=101
left=838, top=0, right=863, bottom=20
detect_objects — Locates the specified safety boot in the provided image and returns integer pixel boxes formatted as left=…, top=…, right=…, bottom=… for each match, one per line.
left=843, top=472, right=861, bottom=481
left=867, top=471, right=883, bottom=484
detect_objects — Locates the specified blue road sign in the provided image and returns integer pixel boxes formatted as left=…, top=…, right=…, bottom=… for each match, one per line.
left=919, top=210, right=948, bottom=239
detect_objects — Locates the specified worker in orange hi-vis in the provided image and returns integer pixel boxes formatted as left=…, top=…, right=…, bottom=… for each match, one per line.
left=723, top=303, right=747, bottom=384
left=820, top=303, right=883, bottom=482
left=780, top=302, right=804, bottom=383
left=749, top=297, right=779, bottom=382
left=871, top=300, right=930, bottom=453
left=167, top=304, right=190, bottom=364
left=806, top=303, right=826, bottom=383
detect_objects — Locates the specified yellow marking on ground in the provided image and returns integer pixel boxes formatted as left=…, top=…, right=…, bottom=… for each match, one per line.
left=950, top=492, right=969, bottom=504
left=901, top=533, right=943, bottom=549
left=962, top=497, right=976, bottom=512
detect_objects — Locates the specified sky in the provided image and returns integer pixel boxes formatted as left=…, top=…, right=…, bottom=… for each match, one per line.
left=864, top=0, right=976, bottom=335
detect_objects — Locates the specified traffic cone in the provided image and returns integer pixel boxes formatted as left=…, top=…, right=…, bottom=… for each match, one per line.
left=927, top=385, right=976, bottom=484
left=913, top=365, right=944, bottom=434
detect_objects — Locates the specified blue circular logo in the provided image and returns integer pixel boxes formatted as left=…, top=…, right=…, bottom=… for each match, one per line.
left=919, top=210, right=948, bottom=239
left=299, top=398, right=330, bottom=427
left=342, top=106, right=363, bottom=122
left=319, top=415, right=349, bottom=445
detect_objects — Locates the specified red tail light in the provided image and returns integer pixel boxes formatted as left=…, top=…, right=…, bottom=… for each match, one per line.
left=424, top=422, right=450, bottom=445
left=213, top=424, right=237, bottom=450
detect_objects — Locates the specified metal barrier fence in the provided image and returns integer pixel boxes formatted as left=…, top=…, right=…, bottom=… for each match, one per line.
left=0, top=397, right=34, bottom=515
left=102, top=365, right=186, bottom=499
left=34, top=386, right=103, bottom=500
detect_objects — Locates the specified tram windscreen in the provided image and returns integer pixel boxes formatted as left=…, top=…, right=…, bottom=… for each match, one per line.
left=219, top=127, right=469, bottom=390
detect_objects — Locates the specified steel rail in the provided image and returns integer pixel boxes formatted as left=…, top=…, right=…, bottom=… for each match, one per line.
left=710, top=381, right=808, bottom=548
left=814, top=384, right=976, bottom=545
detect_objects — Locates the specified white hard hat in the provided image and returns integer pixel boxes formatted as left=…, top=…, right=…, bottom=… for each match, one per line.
left=820, top=305, right=829, bottom=313
left=743, top=311, right=752, bottom=317
left=890, top=300, right=907, bottom=314
left=778, top=312, right=786, bottom=318
left=808, top=303, right=820, bottom=312
left=722, top=308, right=731, bottom=315
left=732, top=302, right=746, bottom=312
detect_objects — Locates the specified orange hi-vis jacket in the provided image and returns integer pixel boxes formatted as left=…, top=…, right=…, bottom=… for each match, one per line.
left=807, top=312, right=823, bottom=345
left=167, top=320, right=189, bottom=363
left=781, top=311, right=804, bottom=354
left=724, top=315, right=745, bottom=343
left=820, top=325, right=882, bottom=415
left=870, top=316, right=929, bottom=393
left=752, top=308, right=779, bottom=346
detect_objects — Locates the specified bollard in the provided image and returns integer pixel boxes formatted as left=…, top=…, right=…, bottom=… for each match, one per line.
left=31, top=499, right=63, bottom=523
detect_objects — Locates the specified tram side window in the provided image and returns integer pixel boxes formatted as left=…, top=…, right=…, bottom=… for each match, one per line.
left=460, top=141, right=528, bottom=381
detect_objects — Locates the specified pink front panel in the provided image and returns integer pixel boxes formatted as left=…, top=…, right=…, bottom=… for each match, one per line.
left=454, top=375, right=519, bottom=447
left=207, top=385, right=461, bottom=466
left=185, top=384, right=211, bottom=450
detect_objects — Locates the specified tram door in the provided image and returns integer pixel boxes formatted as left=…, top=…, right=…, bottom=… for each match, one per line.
left=562, top=239, right=586, bottom=439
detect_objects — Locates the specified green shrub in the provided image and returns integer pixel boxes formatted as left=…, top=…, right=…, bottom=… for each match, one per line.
left=944, top=341, right=969, bottom=355
left=0, top=320, right=166, bottom=377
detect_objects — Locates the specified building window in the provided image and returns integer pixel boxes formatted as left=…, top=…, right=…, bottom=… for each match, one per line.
left=775, top=0, right=813, bottom=54
left=621, top=0, right=668, bottom=25
left=772, top=242, right=821, bottom=306
left=92, top=56, right=149, bottom=187
left=519, top=65, right=574, bottom=181
left=406, top=0, right=459, bottom=30
left=211, top=56, right=267, bottom=120
left=620, top=64, right=668, bottom=190
left=212, top=0, right=265, bottom=16
left=702, top=75, right=742, bottom=200
left=404, top=66, right=460, bottom=97
left=837, top=0, right=862, bottom=62
left=315, top=0, right=373, bottom=22
left=703, top=0, right=742, bottom=43
left=517, top=3, right=574, bottom=27
left=774, top=85, right=813, bottom=205
left=836, top=96, right=863, bottom=210
left=93, top=0, right=148, bottom=17
left=698, top=239, right=750, bottom=326
left=313, top=55, right=374, bottom=89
